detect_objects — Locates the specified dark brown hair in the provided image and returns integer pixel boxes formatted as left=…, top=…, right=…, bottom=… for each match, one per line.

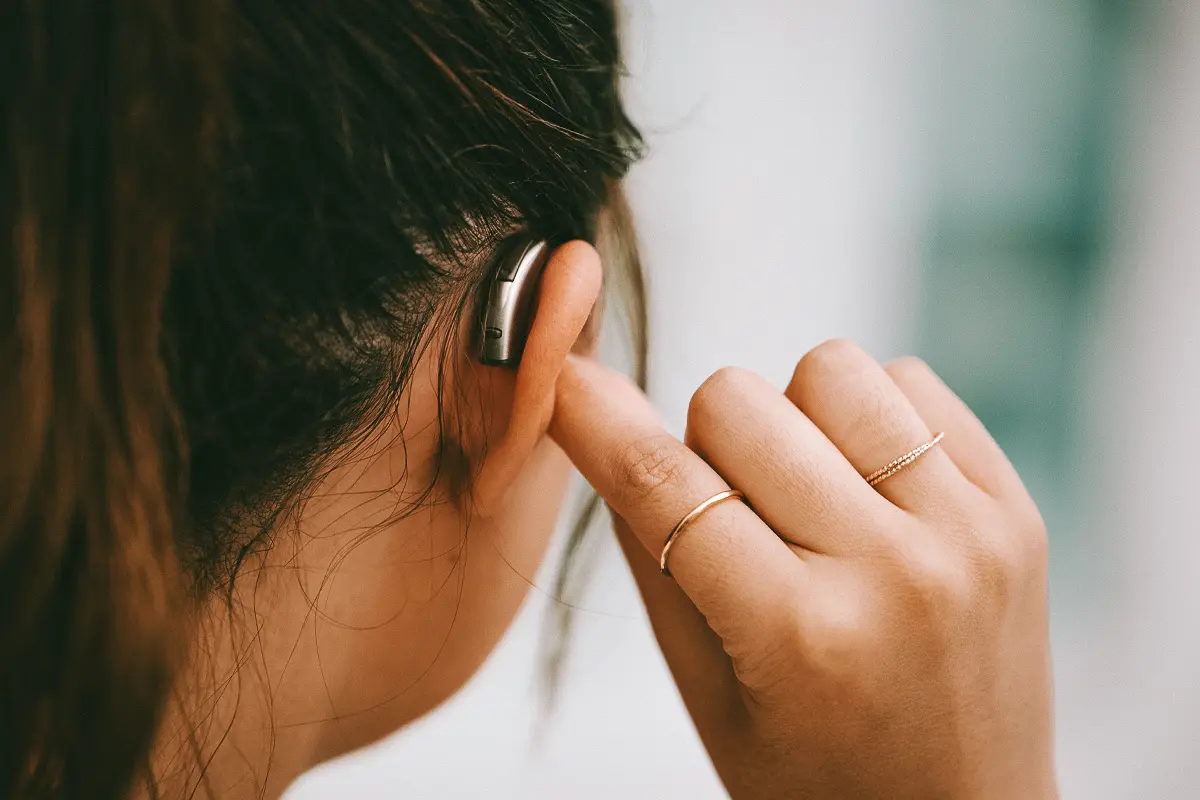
left=0, top=1, right=643, bottom=797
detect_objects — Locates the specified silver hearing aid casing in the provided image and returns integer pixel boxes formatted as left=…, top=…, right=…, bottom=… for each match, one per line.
left=479, top=237, right=552, bottom=367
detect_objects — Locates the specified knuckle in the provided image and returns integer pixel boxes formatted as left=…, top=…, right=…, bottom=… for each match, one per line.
left=734, top=612, right=806, bottom=691
left=811, top=336, right=865, bottom=364
left=896, top=540, right=973, bottom=615
left=790, top=339, right=884, bottom=424
left=1016, top=500, right=1050, bottom=556
left=795, top=337, right=865, bottom=379
left=1005, top=509, right=1050, bottom=588
left=804, top=609, right=868, bottom=678
left=885, top=355, right=934, bottom=386
left=967, top=537, right=1022, bottom=601
left=792, top=339, right=843, bottom=389
left=616, top=433, right=686, bottom=503
left=972, top=501, right=1049, bottom=594
left=733, top=576, right=873, bottom=696
left=688, top=366, right=759, bottom=428
left=726, top=578, right=815, bottom=692
left=792, top=594, right=877, bottom=703
left=1024, top=512, right=1050, bottom=565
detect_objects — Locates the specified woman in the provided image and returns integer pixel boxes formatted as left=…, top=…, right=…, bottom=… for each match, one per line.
left=0, top=1, right=1056, bottom=798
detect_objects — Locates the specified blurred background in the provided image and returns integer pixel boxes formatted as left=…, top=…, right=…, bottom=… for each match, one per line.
left=289, top=1, right=1199, bottom=797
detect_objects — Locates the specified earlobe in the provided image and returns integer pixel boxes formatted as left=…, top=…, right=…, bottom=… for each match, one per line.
left=471, top=240, right=602, bottom=517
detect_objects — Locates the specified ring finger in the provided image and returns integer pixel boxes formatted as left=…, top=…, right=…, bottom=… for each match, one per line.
left=786, top=339, right=970, bottom=512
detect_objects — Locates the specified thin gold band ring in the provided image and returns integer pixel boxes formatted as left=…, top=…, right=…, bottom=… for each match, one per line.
left=863, top=432, right=946, bottom=488
left=659, top=489, right=747, bottom=577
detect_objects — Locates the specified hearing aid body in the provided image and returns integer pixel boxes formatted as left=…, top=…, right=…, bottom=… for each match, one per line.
left=479, top=237, right=553, bottom=367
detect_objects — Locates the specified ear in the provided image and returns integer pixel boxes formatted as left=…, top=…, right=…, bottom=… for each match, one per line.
left=471, top=240, right=602, bottom=516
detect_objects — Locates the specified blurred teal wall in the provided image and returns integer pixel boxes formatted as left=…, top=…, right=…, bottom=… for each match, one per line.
left=917, top=0, right=1138, bottom=576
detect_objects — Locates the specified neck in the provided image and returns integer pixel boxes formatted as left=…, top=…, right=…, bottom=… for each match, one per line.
left=149, top=586, right=325, bottom=800
left=145, top=465, right=483, bottom=798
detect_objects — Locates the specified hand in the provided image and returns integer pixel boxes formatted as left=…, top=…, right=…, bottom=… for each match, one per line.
left=549, top=339, right=1057, bottom=800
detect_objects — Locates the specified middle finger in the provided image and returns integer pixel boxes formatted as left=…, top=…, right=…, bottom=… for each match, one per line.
left=685, top=366, right=894, bottom=556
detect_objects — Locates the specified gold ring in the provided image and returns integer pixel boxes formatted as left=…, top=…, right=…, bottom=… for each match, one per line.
left=660, top=489, right=747, bottom=577
left=863, top=432, right=946, bottom=488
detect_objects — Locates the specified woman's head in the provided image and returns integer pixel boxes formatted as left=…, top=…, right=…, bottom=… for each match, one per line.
left=1, top=1, right=641, bottom=796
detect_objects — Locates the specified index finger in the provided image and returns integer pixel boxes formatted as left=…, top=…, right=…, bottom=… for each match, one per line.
left=549, top=355, right=800, bottom=640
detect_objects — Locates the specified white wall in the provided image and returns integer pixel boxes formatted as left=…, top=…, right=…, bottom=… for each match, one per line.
left=1059, top=4, right=1200, bottom=798
left=287, top=1, right=929, bottom=797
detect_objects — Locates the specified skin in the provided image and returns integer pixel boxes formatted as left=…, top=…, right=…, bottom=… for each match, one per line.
left=550, top=341, right=1058, bottom=798
left=158, top=240, right=1057, bottom=798
left=155, top=242, right=604, bottom=798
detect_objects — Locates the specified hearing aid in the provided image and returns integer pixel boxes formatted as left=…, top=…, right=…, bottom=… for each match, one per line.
left=479, top=236, right=553, bottom=367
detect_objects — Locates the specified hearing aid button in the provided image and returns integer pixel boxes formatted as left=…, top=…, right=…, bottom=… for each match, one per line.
left=485, top=327, right=504, bottom=339
left=496, top=240, right=542, bottom=281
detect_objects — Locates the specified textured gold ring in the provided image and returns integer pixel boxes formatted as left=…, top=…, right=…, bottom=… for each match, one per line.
left=659, top=489, right=747, bottom=577
left=863, top=432, right=946, bottom=488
